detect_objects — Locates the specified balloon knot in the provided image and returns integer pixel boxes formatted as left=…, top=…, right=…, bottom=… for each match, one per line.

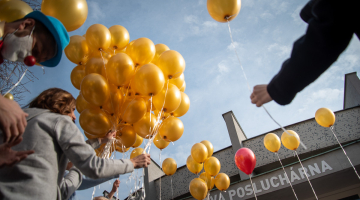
left=111, top=113, right=114, bottom=116
left=98, top=48, right=102, bottom=51
left=163, top=136, right=167, bottom=140
left=149, top=93, right=153, bottom=96
left=224, top=15, right=230, bottom=20
left=100, top=106, right=103, bottom=109
left=163, top=108, right=167, bottom=112
left=113, top=46, right=118, bottom=50
left=168, top=75, right=173, bottom=79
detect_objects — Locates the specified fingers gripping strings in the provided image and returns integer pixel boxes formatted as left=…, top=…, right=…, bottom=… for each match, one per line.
left=225, top=19, right=307, bottom=150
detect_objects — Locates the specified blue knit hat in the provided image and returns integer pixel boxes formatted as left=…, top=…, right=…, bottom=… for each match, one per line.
left=24, top=11, right=69, bottom=67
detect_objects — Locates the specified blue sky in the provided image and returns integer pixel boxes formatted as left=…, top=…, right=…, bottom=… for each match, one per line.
left=17, top=0, right=360, bottom=199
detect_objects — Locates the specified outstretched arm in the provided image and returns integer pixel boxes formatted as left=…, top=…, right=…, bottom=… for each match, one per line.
left=107, top=179, right=120, bottom=200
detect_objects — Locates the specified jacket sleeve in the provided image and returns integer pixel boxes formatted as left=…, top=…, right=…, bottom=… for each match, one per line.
left=54, top=117, right=134, bottom=179
left=77, top=175, right=119, bottom=190
left=267, top=0, right=357, bottom=105
left=60, top=167, right=82, bottom=200
left=86, top=138, right=101, bottom=150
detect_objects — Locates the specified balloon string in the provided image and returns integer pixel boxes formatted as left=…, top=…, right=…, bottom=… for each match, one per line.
left=91, top=186, right=96, bottom=200
left=226, top=19, right=307, bottom=150
left=330, top=126, right=360, bottom=179
left=3, top=68, right=28, bottom=96
left=275, top=153, right=298, bottom=200
left=149, top=96, right=153, bottom=137
left=295, top=151, right=318, bottom=199
left=249, top=175, right=258, bottom=200
left=159, top=150, right=162, bottom=200
left=0, top=63, right=18, bottom=92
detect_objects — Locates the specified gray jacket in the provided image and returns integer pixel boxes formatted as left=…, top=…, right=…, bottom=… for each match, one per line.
left=0, top=108, right=134, bottom=200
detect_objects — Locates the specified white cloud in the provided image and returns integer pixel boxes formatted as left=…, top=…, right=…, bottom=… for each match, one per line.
left=203, top=21, right=218, bottom=28
left=298, top=88, right=343, bottom=112
left=227, top=42, right=239, bottom=50
left=260, top=12, right=274, bottom=20
left=218, top=61, right=229, bottom=74
left=184, top=15, right=198, bottom=24
left=88, top=1, right=105, bottom=20
left=267, top=43, right=291, bottom=57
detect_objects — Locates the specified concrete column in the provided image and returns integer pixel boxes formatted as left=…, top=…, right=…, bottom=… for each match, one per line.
left=222, top=111, right=249, bottom=180
left=144, top=159, right=164, bottom=200
left=344, top=72, right=360, bottom=109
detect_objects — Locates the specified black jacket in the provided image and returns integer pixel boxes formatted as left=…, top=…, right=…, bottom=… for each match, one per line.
left=267, top=0, right=360, bottom=105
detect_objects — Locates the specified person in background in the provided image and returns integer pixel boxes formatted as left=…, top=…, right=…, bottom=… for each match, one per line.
left=0, top=88, right=151, bottom=200
left=0, top=10, right=69, bottom=167
left=93, top=180, right=120, bottom=200
left=250, top=0, right=360, bottom=107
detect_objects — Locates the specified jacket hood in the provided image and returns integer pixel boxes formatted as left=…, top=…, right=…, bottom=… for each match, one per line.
left=24, top=108, right=51, bottom=121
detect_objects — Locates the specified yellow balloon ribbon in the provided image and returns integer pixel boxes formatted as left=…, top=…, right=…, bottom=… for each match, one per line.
left=64, top=35, right=89, bottom=65
left=207, top=0, right=241, bottom=22
left=214, top=173, right=230, bottom=191
left=281, top=130, right=300, bottom=151
left=200, top=140, right=214, bottom=158
left=159, top=116, right=184, bottom=142
left=264, top=133, right=281, bottom=153
left=130, top=147, right=144, bottom=159
left=186, top=155, right=203, bottom=175
left=191, top=143, right=208, bottom=164
left=41, top=0, right=88, bottom=32
left=204, top=156, right=221, bottom=176
left=189, top=178, right=208, bottom=200
left=315, top=107, right=336, bottom=127
left=162, top=158, right=177, bottom=176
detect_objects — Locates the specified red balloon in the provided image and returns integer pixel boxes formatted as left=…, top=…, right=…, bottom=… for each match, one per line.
left=234, top=148, right=256, bottom=175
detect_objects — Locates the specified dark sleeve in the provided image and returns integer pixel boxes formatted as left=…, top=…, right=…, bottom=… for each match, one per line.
left=267, top=0, right=358, bottom=105
left=77, top=174, right=119, bottom=190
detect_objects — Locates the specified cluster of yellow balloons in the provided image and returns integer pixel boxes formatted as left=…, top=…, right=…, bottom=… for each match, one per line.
left=0, top=0, right=32, bottom=22
left=65, top=23, right=190, bottom=155
left=187, top=141, right=230, bottom=200
left=264, top=130, right=301, bottom=153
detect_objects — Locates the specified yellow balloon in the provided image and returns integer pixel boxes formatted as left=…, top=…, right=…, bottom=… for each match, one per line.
left=153, top=83, right=181, bottom=113
left=199, top=172, right=215, bottom=191
left=180, top=82, right=186, bottom=92
left=71, top=65, right=86, bottom=90
left=264, top=133, right=281, bottom=153
left=79, top=108, right=111, bottom=136
left=186, top=155, right=203, bottom=174
left=281, top=130, right=300, bottom=151
left=169, top=73, right=185, bottom=89
left=172, top=92, right=190, bottom=117
left=145, top=98, right=156, bottom=112
left=204, top=157, right=221, bottom=176
left=102, top=84, right=122, bottom=116
left=152, top=44, right=170, bottom=64
left=86, top=24, right=111, bottom=51
left=315, top=108, right=336, bottom=127
left=3, top=93, right=14, bottom=100
left=0, top=0, right=32, bottom=22
left=41, top=0, right=88, bottom=32
left=109, top=25, right=130, bottom=50
left=126, top=38, right=155, bottom=66
left=64, top=35, right=89, bottom=65
left=154, top=110, right=171, bottom=120
left=120, top=97, right=147, bottom=124
left=189, top=178, right=208, bottom=200
left=80, top=73, right=110, bottom=107
left=90, top=49, right=113, bottom=60
left=207, top=0, right=241, bottom=23
left=76, top=93, right=97, bottom=114
left=200, top=140, right=214, bottom=158
left=214, top=173, right=230, bottom=191
left=162, top=158, right=177, bottom=176
left=153, top=133, right=170, bottom=150
left=0, top=0, right=13, bottom=8
left=116, top=126, right=136, bottom=148
left=132, top=134, right=143, bottom=148
left=132, top=63, right=165, bottom=97
left=133, top=112, right=157, bottom=139
left=191, top=143, right=208, bottom=164
left=84, top=131, right=98, bottom=140
left=159, top=116, right=184, bottom=142
left=130, top=147, right=144, bottom=159
left=106, top=53, right=135, bottom=87
left=115, top=144, right=130, bottom=153
left=85, top=57, right=107, bottom=78
left=157, top=50, right=185, bottom=79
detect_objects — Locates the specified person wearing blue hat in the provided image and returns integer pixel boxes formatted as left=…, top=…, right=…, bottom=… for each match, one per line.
left=0, top=11, right=70, bottom=168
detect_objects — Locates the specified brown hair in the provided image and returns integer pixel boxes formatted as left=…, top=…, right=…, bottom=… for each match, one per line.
left=28, top=88, right=76, bottom=115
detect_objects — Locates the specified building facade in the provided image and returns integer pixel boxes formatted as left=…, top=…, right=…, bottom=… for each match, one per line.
left=143, top=72, right=360, bottom=200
